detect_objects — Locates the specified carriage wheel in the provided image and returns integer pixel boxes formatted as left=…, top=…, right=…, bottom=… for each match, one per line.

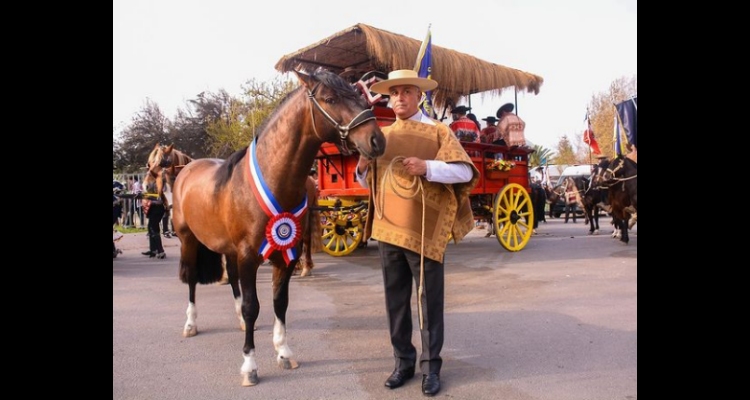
left=492, top=183, right=533, bottom=252
left=320, top=209, right=364, bottom=256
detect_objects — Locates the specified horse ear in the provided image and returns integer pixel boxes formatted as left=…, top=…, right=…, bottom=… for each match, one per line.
left=166, top=144, right=174, bottom=152
left=153, top=143, right=160, bottom=150
left=294, top=70, right=314, bottom=89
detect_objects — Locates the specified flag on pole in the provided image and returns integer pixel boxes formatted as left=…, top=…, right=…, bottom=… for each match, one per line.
left=582, top=112, right=601, bottom=155
left=414, top=25, right=435, bottom=118
left=613, top=111, right=622, bottom=156
left=615, top=96, right=637, bottom=149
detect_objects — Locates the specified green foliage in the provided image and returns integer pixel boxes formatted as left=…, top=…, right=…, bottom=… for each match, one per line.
left=528, top=144, right=555, bottom=167
left=114, top=76, right=298, bottom=167
left=553, top=135, right=578, bottom=165
left=549, top=74, right=637, bottom=162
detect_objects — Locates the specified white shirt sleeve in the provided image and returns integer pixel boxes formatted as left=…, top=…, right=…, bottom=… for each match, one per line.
left=424, top=160, right=473, bottom=184
left=355, top=166, right=369, bottom=188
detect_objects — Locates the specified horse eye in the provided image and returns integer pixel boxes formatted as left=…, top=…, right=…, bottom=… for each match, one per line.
left=325, top=97, right=336, bottom=105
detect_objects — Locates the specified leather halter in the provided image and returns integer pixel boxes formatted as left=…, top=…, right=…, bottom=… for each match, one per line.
left=307, top=82, right=375, bottom=155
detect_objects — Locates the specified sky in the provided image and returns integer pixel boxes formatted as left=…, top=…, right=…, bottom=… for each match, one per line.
left=113, top=0, right=637, bottom=150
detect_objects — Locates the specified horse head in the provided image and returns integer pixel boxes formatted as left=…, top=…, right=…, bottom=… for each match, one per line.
left=601, top=155, right=636, bottom=183
left=295, top=69, right=385, bottom=159
left=144, top=143, right=173, bottom=196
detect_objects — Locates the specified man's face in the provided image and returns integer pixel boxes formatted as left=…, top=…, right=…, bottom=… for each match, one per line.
left=387, top=85, right=421, bottom=119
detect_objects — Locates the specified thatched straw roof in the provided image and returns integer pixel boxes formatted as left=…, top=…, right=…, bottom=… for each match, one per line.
left=275, top=23, right=544, bottom=110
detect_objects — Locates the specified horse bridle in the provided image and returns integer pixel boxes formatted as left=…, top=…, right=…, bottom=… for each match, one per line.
left=307, top=83, right=376, bottom=155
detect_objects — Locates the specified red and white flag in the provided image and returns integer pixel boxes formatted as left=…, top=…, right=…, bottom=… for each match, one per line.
left=583, top=114, right=601, bottom=155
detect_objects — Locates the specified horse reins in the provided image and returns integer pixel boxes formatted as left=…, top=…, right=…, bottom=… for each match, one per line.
left=307, top=83, right=376, bottom=154
left=375, top=156, right=429, bottom=330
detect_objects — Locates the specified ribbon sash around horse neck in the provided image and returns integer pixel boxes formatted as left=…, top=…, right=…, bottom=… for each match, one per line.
left=247, top=139, right=308, bottom=264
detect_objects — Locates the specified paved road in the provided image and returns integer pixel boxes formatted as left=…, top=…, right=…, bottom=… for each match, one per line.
left=113, top=218, right=637, bottom=400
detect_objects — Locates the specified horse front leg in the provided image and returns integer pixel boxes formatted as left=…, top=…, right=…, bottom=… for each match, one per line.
left=271, top=258, right=299, bottom=370
left=239, top=260, right=261, bottom=387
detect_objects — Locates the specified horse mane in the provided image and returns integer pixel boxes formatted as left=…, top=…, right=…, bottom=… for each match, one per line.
left=255, top=68, right=362, bottom=139
left=214, top=146, right=249, bottom=190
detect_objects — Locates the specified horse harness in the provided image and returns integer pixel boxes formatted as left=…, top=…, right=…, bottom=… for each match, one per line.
left=306, top=82, right=376, bottom=155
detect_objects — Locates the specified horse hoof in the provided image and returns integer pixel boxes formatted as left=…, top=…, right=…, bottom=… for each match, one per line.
left=183, top=325, right=197, bottom=337
left=278, top=357, right=299, bottom=370
left=300, top=267, right=311, bottom=277
left=241, top=370, right=259, bottom=387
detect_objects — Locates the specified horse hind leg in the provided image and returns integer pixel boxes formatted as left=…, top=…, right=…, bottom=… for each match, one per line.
left=180, top=235, right=225, bottom=338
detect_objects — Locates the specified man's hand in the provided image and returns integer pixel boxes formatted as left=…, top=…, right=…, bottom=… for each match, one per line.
left=401, top=157, right=427, bottom=176
left=357, top=155, right=371, bottom=174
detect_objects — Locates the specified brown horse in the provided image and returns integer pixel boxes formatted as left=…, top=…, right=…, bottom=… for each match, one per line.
left=171, top=68, right=385, bottom=387
left=144, top=143, right=194, bottom=197
left=601, top=155, right=637, bottom=243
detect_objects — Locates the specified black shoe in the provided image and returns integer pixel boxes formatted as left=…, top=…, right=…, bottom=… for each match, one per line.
left=141, top=251, right=155, bottom=257
left=384, top=367, right=414, bottom=389
left=421, top=373, right=440, bottom=396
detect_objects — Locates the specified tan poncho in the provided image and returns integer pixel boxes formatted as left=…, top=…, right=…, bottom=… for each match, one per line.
left=364, top=119, right=480, bottom=262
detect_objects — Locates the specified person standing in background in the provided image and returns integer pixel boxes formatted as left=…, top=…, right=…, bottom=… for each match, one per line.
left=140, top=180, right=166, bottom=259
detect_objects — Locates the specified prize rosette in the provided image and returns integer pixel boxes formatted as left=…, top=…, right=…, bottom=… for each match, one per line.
left=265, top=212, right=302, bottom=252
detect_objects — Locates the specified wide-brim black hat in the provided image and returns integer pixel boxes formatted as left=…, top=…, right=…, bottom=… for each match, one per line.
left=451, top=105, right=471, bottom=114
left=496, top=103, right=514, bottom=118
left=482, top=116, right=499, bottom=123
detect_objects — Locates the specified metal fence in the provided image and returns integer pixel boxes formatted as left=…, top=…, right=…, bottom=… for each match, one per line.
left=113, top=173, right=147, bottom=229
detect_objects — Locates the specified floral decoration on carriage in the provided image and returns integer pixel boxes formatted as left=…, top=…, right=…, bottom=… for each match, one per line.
left=486, top=159, right=516, bottom=172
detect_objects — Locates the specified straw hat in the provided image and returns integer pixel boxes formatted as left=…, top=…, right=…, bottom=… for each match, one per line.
left=370, top=69, right=438, bottom=95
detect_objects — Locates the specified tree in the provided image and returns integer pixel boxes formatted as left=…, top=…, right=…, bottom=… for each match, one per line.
left=553, top=135, right=577, bottom=165
left=528, top=144, right=555, bottom=167
left=116, top=99, right=172, bottom=172
left=587, top=75, right=637, bottom=157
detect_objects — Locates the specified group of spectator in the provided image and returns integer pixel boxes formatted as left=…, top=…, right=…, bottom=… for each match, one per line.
left=448, top=103, right=526, bottom=147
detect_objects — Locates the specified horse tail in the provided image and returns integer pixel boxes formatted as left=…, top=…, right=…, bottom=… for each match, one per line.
left=179, top=242, right=224, bottom=284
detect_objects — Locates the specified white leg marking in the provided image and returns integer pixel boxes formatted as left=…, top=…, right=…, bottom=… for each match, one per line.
left=273, top=317, right=298, bottom=369
left=183, top=302, right=197, bottom=337
left=241, top=349, right=259, bottom=386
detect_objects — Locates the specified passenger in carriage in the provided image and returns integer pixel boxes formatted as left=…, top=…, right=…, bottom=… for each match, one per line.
left=479, top=116, right=503, bottom=145
left=449, top=105, right=480, bottom=143
left=467, top=113, right=482, bottom=131
left=355, top=69, right=480, bottom=397
left=496, top=103, right=527, bottom=147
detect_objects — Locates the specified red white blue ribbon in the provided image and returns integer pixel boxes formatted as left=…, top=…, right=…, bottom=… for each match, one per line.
left=248, top=139, right=308, bottom=264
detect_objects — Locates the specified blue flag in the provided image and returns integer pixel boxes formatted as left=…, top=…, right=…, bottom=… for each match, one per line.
left=613, top=111, right=622, bottom=156
left=615, top=96, right=637, bottom=149
left=414, top=26, right=435, bottom=118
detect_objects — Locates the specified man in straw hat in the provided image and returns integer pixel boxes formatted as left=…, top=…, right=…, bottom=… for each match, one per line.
left=355, top=69, right=479, bottom=397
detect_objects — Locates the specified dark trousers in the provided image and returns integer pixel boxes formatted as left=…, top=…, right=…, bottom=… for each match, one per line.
left=564, top=203, right=577, bottom=223
left=162, top=208, right=173, bottom=233
left=378, top=241, right=444, bottom=375
left=147, top=204, right=165, bottom=253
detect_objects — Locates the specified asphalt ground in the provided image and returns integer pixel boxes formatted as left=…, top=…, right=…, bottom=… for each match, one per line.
left=113, top=217, right=637, bottom=400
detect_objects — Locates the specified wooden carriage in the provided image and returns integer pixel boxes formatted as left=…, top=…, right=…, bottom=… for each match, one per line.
left=275, top=23, right=544, bottom=255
